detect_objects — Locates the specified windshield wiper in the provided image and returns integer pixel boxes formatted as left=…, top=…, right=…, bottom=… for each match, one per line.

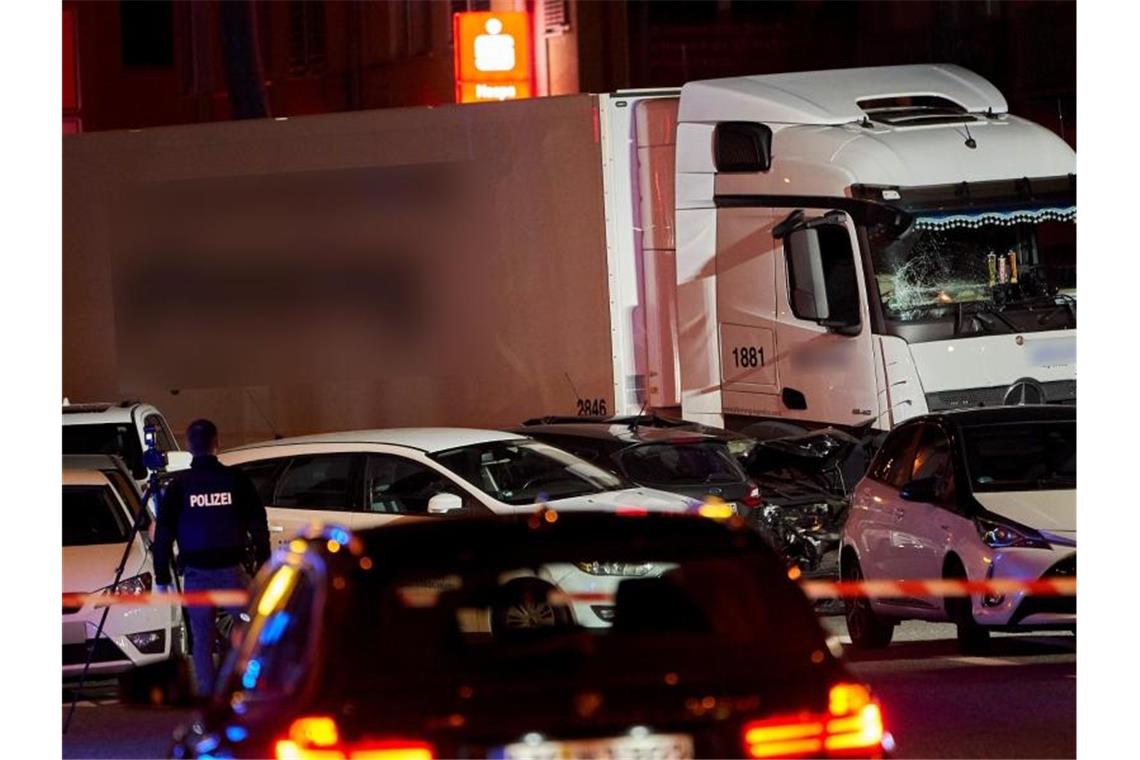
left=952, top=301, right=1017, bottom=336
left=1036, top=294, right=1076, bottom=328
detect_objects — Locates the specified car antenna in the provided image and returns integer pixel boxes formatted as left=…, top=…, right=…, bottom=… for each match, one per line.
left=246, top=389, right=284, bottom=440
left=963, top=122, right=977, bottom=150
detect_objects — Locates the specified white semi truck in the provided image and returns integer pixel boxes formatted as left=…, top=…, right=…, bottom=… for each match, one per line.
left=63, top=64, right=1075, bottom=445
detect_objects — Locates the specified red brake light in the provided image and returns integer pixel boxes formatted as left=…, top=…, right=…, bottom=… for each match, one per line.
left=276, top=717, right=434, bottom=760
left=350, top=742, right=435, bottom=760
left=741, top=683, right=884, bottom=759
left=743, top=482, right=762, bottom=508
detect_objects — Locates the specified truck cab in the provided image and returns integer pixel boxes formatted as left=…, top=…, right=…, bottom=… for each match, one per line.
left=661, top=65, right=1075, bottom=435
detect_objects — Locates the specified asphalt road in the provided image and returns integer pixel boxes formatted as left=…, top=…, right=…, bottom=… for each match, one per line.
left=61, top=620, right=1075, bottom=760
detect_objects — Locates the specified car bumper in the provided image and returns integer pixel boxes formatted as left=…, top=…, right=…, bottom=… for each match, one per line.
left=972, top=549, right=1076, bottom=628
left=62, top=599, right=181, bottom=677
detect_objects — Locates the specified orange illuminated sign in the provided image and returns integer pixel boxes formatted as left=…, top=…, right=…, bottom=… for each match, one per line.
left=453, top=11, right=533, bottom=104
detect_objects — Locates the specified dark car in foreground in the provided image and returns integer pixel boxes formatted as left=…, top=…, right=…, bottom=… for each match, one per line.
left=515, top=419, right=761, bottom=512
left=170, top=514, right=890, bottom=759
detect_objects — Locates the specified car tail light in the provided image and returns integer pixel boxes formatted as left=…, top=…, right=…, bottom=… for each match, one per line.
left=743, top=482, right=763, bottom=509
left=742, top=683, right=884, bottom=759
left=276, top=717, right=434, bottom=760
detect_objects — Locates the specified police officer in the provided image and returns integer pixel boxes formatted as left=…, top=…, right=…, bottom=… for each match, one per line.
left=153, top=419, right=270, bottom=697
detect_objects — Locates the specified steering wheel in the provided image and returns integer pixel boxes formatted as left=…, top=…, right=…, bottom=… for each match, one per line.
left=520, top=473, right=567, bottom=491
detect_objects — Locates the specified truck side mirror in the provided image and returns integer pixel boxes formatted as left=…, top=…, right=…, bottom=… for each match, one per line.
left=427, top=492, right=464, bottom=515
left=782, top=222, right=861, bottom=335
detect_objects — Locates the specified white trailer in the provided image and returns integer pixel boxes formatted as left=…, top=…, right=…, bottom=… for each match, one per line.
left=63, top=64, right=1075, bottom=444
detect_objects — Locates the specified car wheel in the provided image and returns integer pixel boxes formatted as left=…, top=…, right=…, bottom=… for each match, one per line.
left=492, top=580, right=572, bottom=634
left=945, top=559, right=990, bottom=654
left=843, top=557, right=894, bottom=649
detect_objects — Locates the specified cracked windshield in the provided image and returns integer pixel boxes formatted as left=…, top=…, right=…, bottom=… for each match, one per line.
left=869, top=206, right=1075, bottom=327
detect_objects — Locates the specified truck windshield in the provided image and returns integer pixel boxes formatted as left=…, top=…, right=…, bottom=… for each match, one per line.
left=867, top=206, right=1075, bottom=328
left=433, top=441, right=626, bottom=505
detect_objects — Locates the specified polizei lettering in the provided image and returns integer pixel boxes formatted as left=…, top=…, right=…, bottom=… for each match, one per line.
left=189, top=492, right=234, bottom=508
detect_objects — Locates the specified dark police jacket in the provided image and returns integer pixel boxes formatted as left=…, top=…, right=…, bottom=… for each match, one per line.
left=153, top=455, right=271, bottom=585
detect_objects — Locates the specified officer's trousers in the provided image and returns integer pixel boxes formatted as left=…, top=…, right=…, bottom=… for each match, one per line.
left=183, top=565, right=249, bottom=697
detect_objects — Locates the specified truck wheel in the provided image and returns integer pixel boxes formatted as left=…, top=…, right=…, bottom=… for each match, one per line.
left=843, top=557, right=894, bottom=649
left=945, top=558, right=990, bottom=654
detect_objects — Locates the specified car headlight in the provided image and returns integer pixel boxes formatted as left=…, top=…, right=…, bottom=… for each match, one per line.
left=974, top=517, right=1051, bottom=549
left=575, top=562, right=655, bottom=576
left=101, top=572, right=153, bottom=596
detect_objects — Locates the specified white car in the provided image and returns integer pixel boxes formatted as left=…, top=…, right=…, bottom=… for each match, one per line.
left=221, top=428, right=699, bottom=627
left=63, top=456, right=185, bottom=679
left=840, top=405, right=1075, bottom=652
left=62, top=400, right=191, bottom=487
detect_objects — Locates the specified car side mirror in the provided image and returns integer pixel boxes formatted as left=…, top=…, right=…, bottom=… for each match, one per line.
left=427, top=492, right=464, bottom=515
left=899, top=477, right=938, bottom=503
left=781, top=221, right=861, bottom=335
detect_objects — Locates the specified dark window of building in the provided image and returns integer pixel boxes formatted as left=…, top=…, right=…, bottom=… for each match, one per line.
left=403, top=0, right=433, bottom=56
left=543, top=0, right=571, bottom=34
left=646, top=0, right=717, bottom=25
left=289, top=0, right=327, bottom=76
left=121, top=0, right=174, bottom=68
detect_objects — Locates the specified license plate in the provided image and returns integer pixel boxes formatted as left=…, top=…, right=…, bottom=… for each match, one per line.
left=494, top=733, right=694, bottom=760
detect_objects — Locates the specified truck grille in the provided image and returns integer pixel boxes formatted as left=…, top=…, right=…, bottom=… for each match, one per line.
left=925, top=379, right=1076, bottom=411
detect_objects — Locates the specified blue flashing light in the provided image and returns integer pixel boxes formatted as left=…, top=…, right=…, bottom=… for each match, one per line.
left=258, top=611, right=292, bottom=646
left=224, top=726, right=249, bottom=743
left=241, top=659, right=262, bottom=690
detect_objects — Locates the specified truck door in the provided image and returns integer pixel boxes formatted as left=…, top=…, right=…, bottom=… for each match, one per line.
left=770, top=209, right=877, bottom=427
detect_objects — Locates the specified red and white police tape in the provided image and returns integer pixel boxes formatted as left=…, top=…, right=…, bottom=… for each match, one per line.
left=63, top=577, right=1075, bottom=609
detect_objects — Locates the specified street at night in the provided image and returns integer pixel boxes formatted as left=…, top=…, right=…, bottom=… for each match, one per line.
left=35, top=1, right=1107, bottom=758
left=63, top=621, right=1076, bottom=760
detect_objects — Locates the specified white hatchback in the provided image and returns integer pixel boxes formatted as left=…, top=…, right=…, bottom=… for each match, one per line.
left=840, top=406, right=1075, bottom=652
left=221, top=428, right=698, bottom=628
left=63, top=457, right=184, bottom=679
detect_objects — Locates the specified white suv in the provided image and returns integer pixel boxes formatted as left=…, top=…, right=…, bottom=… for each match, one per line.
left=221, top=428, right=698, bottom=628
left=63, top=455, right=185, bottom=679
left=62, top=400, right=190, bottom=488
left=840, top=406, right=1075, bottom=652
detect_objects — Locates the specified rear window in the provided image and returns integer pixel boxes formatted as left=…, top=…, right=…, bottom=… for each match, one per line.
left=962, top=420, right=1076, bottom=492
left=63, top=485, right=130, bottom=546
left=618, top=442, right=745, bottom=486
left=335, top=539, right=825, bottom=698
left=62, top=424, right=144, bottom=478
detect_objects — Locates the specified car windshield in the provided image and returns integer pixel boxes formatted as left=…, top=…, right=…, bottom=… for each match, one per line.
left=63, top=485, right=131, bottom=546
left=337, top=537, right=824, bottom=697
left=62, top=423, right=144, bottom=478
left=432, top=440, right=626, bottom=505
left=619, top=442, right=744, bottom=487
left=867, top=206, right=1075, bottom=327
left=961, top=419, right=1076, bottom=492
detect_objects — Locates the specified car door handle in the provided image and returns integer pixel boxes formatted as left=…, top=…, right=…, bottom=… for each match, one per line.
left=269, top=525, right=285, bottom=533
